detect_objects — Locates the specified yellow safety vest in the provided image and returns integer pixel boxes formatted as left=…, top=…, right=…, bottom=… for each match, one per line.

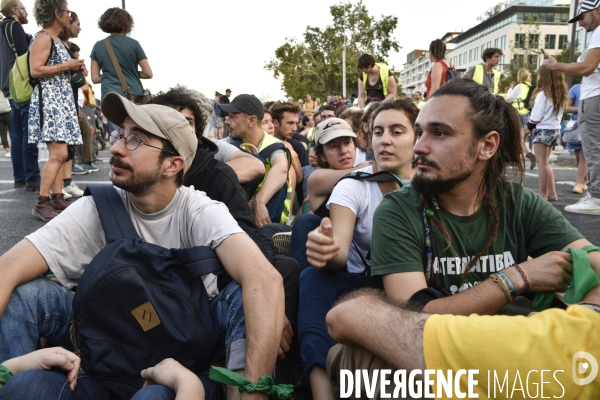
left=415, top=100, right=426, bottom=110
left=472, top=64, right=501, bottom=94
left=512, top=83, right=531, bottom=115
left=362, top=63, right=390, bottom=96
left=256, top=133, right=293, bottom=224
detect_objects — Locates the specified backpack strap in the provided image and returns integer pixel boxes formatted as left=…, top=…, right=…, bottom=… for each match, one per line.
left=338, top=170, right=406, bottom=186
left=84, top=185, right=140, bottom=242
left=6, top=21, right=17, bottom=57
left=171, top=247, right=224, bottom=278
left=259, top=142, right=292, bottom=172
left=103, top=37, right=131, bottom=98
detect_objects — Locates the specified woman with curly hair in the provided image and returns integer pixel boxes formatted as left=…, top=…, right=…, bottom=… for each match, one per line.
left=90, top=7, right=152, bottom=106
left=527, top=65, right=568, bottom=201
left=28, top=0, right=84, bottom=221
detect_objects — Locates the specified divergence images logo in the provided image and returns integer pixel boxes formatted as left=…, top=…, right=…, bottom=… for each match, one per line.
left=572, top=352, right=598, bottom=385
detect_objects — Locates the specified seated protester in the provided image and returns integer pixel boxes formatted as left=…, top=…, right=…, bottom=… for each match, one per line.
left=339, top=106, right=374, bottom=164
left=151, top=87, right=265, bottom=185
left=222, top=95, right=291, bottom=226
left=262, top=108, right=276, bottom=135
left=325, top=288, right=600, bottom=399
left=298, top=115, right=315, bottom=141
left=298, top=100, right=417, bottom=399
left=149, top=89, right=301, bottom=351
left=369, top=79, right=599, bottom=317
left=0, top=95, right=284, bottom=398
left=301, top=147, right=318, bottom=211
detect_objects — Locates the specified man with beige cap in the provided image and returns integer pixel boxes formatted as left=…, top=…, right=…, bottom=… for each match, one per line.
left=0, top=93, right=284, bottom=399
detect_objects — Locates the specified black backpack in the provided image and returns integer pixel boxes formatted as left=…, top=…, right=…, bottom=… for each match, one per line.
left=72, top=186, right=224, bottom=399
left=521, top=83, right=535, bottom=112
left=445, top=65, right=460, bottom=83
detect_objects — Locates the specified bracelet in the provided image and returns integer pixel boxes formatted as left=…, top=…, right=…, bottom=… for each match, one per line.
left=490, top=273, right=513, bottom=302
left=579, top=303, right=600, bottom=313
left=512, top=263, right=530, bottom=292
left=0, top=364, right=13, bottom=385
left=497, top=271, right=518, bottom=300
left=57, top=65, right=63, bottom=75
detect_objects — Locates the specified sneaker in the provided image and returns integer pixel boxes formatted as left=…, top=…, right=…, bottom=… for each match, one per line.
left=564, top=193, right=600, bottom=215
left=25, top=181, right=40, bottom=192
left=72, top=164, right=89, bottom=175
left=14, top=180, right=25, bottom=188
left=93, top=158, right=104, bottom=163
left=3, top=152, right=10, bottom=158
left=61, top=188, right=72, bottom=200
left=526, top=152, right=536, bottom=170
left=64, top=182, right=84, bottom=198
left=85, top=163, right=99, bottom=172
left=32, top=195, right=58, bottom=221
left=271, top=232, right=292, bottom=256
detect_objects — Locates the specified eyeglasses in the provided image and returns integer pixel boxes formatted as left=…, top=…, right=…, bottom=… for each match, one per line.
left=110, top=131, right=178, bottom=156
left=59, top=9, right=71, bottom=17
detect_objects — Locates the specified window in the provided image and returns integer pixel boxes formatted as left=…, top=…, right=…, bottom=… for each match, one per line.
left=494, top=38, right=499, bottom=48
left=501, top=35, right=507, bottom=50
left=481, top=44, right=486, bottom=56
left=474, top=47, right=479, bottom=61
left=469, top=49, right=473, bottom=62
left=559, top=34, right=569, bottom=49
left=545, top=34, right=556, bottom=49
left=586, top=31, right=593, bottom=47
left=529, top=34, right=539, bottom=49
left=487, top=41, right=492, bottom=49
left=576, top=30, right=584, bottom=52
left=515, top=34, right=527, bottom=49
left=527, top=54, right=539, bottom=66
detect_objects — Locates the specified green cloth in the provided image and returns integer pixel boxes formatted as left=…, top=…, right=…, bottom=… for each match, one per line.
left=533, top=245, right=600, bottom=311
left=371, top=183, right=583, bottom=294
left=208, top=366, right=294, bottom=399
left=0, top=364, right=13, bottom=384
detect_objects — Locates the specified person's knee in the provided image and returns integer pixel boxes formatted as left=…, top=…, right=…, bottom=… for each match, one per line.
left=49, top=145, right=68, bottom=163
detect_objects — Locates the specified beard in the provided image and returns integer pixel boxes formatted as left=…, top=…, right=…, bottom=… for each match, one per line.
left=109, top=156, right=162, bottom=196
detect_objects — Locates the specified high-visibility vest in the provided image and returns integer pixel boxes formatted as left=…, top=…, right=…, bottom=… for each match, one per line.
left=415, top=100, right=426, bottom=110
left=512, top=83, right=531, bottom=115
left=472, top=64, right=501, bottom=94
left=256, top=133, right=293, bottom=224
left=362, top=63, right=390, bottom=96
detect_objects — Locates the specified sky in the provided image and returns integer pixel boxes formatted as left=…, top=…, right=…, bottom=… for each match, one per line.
left=18, top=0, right=505, bottom=101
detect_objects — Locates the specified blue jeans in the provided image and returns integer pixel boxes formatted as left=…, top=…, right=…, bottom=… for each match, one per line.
left=290, top=214, right=322, bottom=270
left=0, top=277, right=246, bottom=384
left=265, top=183, right=288, bottom=224
left=8, top=99, right=40, bottom=184
left=297, top=267, right=370, bottom=379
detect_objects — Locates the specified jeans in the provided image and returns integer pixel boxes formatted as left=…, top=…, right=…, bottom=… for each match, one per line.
left=265, top=183, right=288, bottom=224
left=0, top=277, right=247, bottom=381
left=8, top=99, right=40, bottom=184
left=297, top=267, right=370, bottom=379
left=290, top=214, right=322, bottom=271
left=580, top=96, right=600, bottom=197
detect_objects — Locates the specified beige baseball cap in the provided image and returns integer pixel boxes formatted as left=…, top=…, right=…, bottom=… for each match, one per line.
left=102, top=93, right=197, bottom=173
left=314, top=117, right=356, bottom=145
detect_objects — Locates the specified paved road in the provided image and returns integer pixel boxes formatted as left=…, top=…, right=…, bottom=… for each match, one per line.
left=0, top=154, right=598, bottom=254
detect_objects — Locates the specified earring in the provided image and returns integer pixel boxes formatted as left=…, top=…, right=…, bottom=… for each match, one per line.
left=162, top=173, right=168, bottom=177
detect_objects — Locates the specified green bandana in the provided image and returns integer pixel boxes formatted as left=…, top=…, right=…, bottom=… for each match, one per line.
left=0, top=364, right=13, bottom=385
left=209, top=366, right=294, bottom=399
left=533, top=245, right=600, bottom=311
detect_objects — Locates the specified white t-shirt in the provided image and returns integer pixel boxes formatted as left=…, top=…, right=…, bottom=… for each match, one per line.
left=27, top=186, right=244, bottom=298
left=528, top=92, right=563, bottom=130
left=581, top=27, right=600, bottom=100
left=354, top=148, right=367, bottom=166
left=326, top=165, right=382, bottom=274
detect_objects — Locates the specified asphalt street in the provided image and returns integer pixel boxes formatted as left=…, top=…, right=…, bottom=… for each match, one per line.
left=0, top=152, right=598, bottom=255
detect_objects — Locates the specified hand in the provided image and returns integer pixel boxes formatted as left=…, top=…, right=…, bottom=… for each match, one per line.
left=543, top=54, right=557, bottom=69
left=278, top=316, right=294, bottom=361
left=252, top=202, right=271, bottom=227
left=1, top=348, right=80, bottom=391
left=306, top=217, right=340, bottom=267
left=68, top=58, right=85, bottom=71
left=141, top=358, right=204, bottom=396
left=520, top=252, right=572, bottom=293
left=510, top=81, right=517, bottom=89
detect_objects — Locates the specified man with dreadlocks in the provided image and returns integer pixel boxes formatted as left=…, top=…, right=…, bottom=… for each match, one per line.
left=320, top=78, right=600, bottom=399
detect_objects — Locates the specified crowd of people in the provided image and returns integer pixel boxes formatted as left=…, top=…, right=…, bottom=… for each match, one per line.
left=0, top=0, right=599, bottom=399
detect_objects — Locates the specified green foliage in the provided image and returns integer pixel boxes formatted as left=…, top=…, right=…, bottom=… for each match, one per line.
left=477, top=2, right=507, bottom=22
left=499, top=14, right=541, bottom=91
left=264, top=0, right=400, bottom=100
left=554, top=44, right=582, bottom=86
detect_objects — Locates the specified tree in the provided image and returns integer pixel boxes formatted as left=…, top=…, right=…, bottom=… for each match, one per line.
left=477, top=2, right=507, bottom=22
left=554, top=44, right=582, bottom=86
left=264, top=1, right=400, bottom=100
left=499, top=14, right=541, bottom=91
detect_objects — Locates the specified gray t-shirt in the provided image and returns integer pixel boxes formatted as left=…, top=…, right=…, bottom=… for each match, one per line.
left=464, top=64, right=495, bottom=92
left=90, top=35, right=147, bottom=99
left=27, top=186, right=244, bottom=297
left=213, top=139, right=240, bottom=163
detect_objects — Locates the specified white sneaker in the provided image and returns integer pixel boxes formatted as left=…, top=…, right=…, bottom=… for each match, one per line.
left=271, top=232, right=292, bottom=256
left=564, top=192, right=600, bottom=215
left=61, top=187, right=72, bottom=200
left=64, top=182, right=84, bottom=198
left=3, top=152, right=10, bottom=158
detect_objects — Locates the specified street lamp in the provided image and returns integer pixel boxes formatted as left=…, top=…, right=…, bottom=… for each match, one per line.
left=407, top=86, right=416, bottom=96
left=122, top=0, right=126, bottom=9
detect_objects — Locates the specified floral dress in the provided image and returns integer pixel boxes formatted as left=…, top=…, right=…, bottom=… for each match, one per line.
left=28, top=32, right=82, bottom=145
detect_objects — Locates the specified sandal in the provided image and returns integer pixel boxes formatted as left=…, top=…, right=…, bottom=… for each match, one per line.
left=572, top=187, right=583, bottom=194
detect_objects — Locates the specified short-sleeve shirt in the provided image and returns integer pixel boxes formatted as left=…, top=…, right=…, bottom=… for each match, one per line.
left=26, top=186, right=244, bottom=298
left=213, top=139, right=240, bottom=163
left=90, top=35, right=147, bottom=100
left=371, top=183, right=583, bottom=294
left=580, top=27, right=600, bottom=100
left=569, top=84, right=581, bottom=121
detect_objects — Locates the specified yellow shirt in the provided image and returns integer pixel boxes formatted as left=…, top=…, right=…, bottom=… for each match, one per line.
left=424, top=305, right=600, bottom=399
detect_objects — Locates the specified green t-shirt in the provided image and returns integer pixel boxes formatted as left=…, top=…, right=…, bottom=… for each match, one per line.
left=371, top=183, right=584, bottom=294
left=90, top=35, right=147, bottom=100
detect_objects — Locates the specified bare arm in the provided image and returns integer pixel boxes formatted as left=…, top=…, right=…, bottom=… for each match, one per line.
left=544, top=49, right=600, bottom=76
left=215, top=233, right=284, bottom=393
left=358, top=78, right=366, bottom=109
left=30, top=36, right=83, bottom=79
left=428, top=63, right=443, bottom=98
left=566, top=97, right=578, bottom=114
left=305, top=207, right=356, bottom=271
left=138, top=59, right=153, bottom=79
left=227, top=151, right=265, bottom=184
left=253, top=155, right=288, bottom=227
left=384, top=75, right=397, bottom=102
left=0, top=240, right=50, bottom=317
left=90, top=59, right=102, bottom=84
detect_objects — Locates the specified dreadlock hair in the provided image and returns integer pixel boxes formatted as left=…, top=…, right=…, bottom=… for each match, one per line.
left=423, top=79, right=524, bottom=284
